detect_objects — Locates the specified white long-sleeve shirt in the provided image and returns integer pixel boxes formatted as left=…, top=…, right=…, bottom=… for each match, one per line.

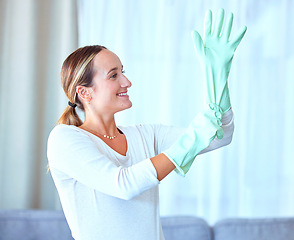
left=47, top=109, right=234, bottom=240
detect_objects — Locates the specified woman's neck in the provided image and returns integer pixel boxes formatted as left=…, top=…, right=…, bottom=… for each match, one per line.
left=79, top=112, right=119, bottom=137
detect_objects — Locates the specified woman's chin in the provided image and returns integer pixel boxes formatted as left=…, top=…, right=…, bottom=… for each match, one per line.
left=117, top=101, right=132, bottom=113
left=124, top=101, right=132, bottom=110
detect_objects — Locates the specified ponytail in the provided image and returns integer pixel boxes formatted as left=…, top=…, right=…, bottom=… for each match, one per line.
left=57, top=105, right=83, bottom=126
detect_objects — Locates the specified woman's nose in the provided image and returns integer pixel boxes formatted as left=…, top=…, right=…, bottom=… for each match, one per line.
left=120, top=75, right=132, bottom=88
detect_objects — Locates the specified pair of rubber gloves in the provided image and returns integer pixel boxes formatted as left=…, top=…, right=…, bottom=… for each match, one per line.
left=163, top=9, right=247, bottom=176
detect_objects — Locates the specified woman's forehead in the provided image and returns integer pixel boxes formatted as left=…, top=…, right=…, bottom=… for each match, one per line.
left=93, top=49, right=121, bottom=68
left=92, top=50, right=122, bottom=76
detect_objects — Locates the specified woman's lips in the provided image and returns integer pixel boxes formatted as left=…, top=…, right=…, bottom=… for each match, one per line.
left=117, top=92, right=128, bottom=97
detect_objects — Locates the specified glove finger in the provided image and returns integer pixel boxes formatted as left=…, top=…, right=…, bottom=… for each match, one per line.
left=221, top=12, right=233, bottom=40
left=212, top=8, right=224, bottom=37
left=191, top=30, right=204, bottom=55
left=204, top=9, right=212, bottom=37
left=230, top=25, right=247, bottom=50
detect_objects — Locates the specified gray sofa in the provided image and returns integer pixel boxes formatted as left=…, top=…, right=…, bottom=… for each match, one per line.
left=1, top=209, right=294, bottom=240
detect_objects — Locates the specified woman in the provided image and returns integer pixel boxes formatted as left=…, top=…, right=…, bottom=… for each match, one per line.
left=47, top=9, right=246, bottom=240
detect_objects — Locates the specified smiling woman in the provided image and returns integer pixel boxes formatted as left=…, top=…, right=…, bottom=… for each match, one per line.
left=47, top=11, right=242, bottom=238
left=76, top=49, right=133, bottom=119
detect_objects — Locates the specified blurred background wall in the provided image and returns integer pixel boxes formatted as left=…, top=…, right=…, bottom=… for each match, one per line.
left=1, top=0, right=294, bottom=224
left=0, top=0, right=78, bottom=209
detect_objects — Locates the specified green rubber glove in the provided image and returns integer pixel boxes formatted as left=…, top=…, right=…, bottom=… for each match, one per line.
left=163, top=107, right=223, bottom=176
left=191, top=9, right=247, bottom=113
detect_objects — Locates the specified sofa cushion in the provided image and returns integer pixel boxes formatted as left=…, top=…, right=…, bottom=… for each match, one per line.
left=161, top=216, right=212, bottom=240
left=214, top=218, right=294, bottom=240
left=0, top=209, right=73, bottom=240
left=0, top=210, right=210, bottom=240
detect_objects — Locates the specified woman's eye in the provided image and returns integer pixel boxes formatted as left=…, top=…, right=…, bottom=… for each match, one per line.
left=110, top=73, right=117, bottom=79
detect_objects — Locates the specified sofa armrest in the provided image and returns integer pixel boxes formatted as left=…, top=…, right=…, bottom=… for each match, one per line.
left=0, top=209, right=73, bottom=240
left=214, top=217, right=294, bottom=240
left=161, top=216, right=212, bottom=240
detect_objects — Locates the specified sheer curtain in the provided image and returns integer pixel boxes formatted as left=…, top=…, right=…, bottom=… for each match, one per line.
left=78, top=0, right=294, bottom=224
left=0, top=0, right=78, bottom=209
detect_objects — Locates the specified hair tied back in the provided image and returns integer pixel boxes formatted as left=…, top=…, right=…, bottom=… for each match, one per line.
left=68, top=101, right=77, bottom=108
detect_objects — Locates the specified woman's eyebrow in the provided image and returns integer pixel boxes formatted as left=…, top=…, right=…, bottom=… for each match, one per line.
left=107, top=65, right=123, bottom=75
left=107, top=67, right=118, bottom=75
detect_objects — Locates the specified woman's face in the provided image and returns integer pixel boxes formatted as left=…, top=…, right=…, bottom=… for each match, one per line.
left=87, top=49, right=132, bottom=114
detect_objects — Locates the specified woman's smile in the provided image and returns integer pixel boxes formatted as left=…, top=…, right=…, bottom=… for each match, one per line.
left=117, top=91, right=129, bottom=98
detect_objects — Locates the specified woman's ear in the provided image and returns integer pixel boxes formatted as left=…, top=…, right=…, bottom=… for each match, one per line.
left=76, top=86, right=92, bottom=103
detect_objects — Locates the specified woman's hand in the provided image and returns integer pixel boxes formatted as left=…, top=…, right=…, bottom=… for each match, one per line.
left=191, top=9, right=247, bottom=113
left=192, top=9, right=247, bottom=67
left=163, top=108, right=224, bottom=176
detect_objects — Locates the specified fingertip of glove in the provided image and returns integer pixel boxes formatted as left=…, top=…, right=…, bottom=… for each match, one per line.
left=241, top=25, right=248, bottom=35
left=191, top=30, right=199, bottom=39
left=218, top=8, right=225, bottom=14
left=228, top=12, right=233, bottom=19
left=206, top=9, right=212, bottom=15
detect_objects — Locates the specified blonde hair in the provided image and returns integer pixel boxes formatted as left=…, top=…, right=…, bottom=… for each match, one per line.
left=57, top=45, right=106, bottom=126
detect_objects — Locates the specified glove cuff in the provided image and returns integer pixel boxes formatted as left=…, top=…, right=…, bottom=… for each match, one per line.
left=206, top=103, right=224, bottom=139
left=164, top=104, right=224, bottom=177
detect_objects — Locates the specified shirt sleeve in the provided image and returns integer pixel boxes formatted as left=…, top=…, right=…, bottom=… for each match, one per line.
left=153, top=108, right=234, bottom=155
left=47, top=125, right=159, bottom=200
